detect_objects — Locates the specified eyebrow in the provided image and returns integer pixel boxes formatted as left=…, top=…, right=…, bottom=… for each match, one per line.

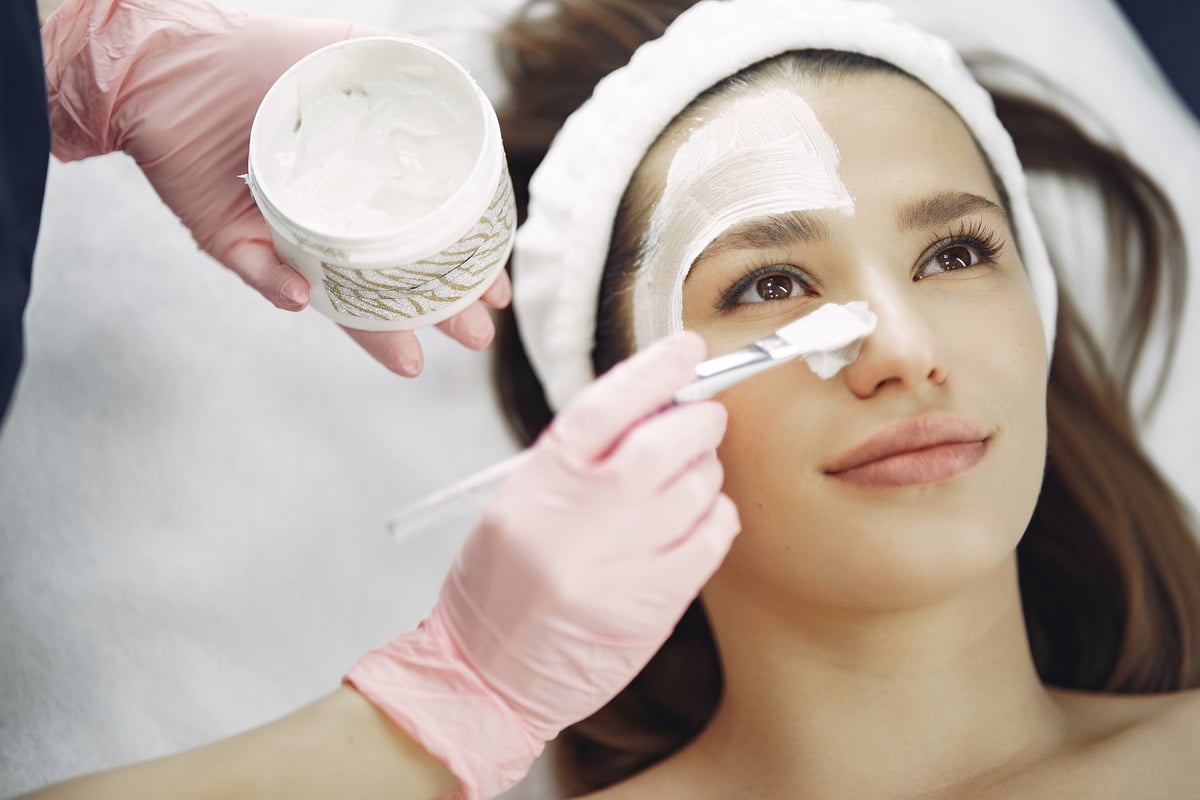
left=690, top=190, right=1008, bottom=266
left=695, top=211, right=830, bottom=262
left=897, top=191, right=1008, bottom=231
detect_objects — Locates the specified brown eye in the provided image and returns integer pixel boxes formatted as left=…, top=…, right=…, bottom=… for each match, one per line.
left=723, top=267, right=811, bottom=308
left=916, top=224, right=1005, bottom=281
left=937, top=245, right=975, bottom=271
left=756, top=274, right=794, bottom=301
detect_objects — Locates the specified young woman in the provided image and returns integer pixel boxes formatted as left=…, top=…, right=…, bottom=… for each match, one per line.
left=18, top=1, right=1200, bottom=798
left=492, top=0, right=1200, bottom=796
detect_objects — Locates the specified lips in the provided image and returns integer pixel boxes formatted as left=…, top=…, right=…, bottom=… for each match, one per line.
left=824, top=414, right=989, bottom=489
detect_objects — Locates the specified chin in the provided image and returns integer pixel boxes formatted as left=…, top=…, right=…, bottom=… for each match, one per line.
left=717, top=503, right=1027, bottom=614
left=847, top=523, right=1022, bottom=610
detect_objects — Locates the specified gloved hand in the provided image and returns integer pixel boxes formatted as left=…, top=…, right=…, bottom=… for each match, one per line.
left=346, top=331, right=740, bottom=800
left=41, top=0, right=510, bottom=376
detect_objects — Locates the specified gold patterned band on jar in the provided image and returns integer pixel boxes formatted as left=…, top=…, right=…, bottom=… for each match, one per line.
left=320, top=164, right=516, bottom=321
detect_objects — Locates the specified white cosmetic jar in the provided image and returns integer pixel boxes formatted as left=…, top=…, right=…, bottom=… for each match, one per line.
left=247, top=36, right=515, bottom=330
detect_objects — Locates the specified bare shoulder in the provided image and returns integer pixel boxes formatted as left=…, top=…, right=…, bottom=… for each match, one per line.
left=1050, top=684, right=1200, bottom=735
left=1014, top=686, right=1200, bottom=799
left=1142, top=685, right=1200, bottom=735
left=567, top=691, right=1200, bottom=800
left=569, top=770, right=696, bottom=800
left=564, top=749, right=710, bottom=800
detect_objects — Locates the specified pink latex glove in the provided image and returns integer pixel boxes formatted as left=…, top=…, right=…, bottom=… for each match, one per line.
left=41, top=0, right=511, bottom=376
left=347, top=331, right=740, bottom=799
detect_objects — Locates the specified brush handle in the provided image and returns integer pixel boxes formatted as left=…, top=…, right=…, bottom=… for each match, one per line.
left=673, top=345, right=786, bottom=403
left=387, top=450, right=532, bottom=541
left=389, top=349, right=777, bottom=540
left=673, top=357, right=783, bottom=402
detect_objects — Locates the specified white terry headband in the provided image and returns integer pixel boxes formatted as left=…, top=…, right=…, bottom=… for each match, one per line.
left=512, top=0, right=1058, bottom=412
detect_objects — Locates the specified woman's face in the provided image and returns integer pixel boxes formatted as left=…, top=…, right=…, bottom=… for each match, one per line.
left=639, top=72, right=1048, bottom=610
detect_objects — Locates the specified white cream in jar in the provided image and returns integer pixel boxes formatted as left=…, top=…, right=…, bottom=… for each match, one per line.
left=248, top=37, right=515, bottom=330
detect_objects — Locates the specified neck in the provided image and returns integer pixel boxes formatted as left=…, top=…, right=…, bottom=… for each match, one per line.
left=676, top=556, right=1064, bottom=798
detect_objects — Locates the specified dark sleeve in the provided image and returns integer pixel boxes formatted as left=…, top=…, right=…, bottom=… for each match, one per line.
left=1114, top=0, right=1200, bottom=121
left=0, top=0, right=51, bottom=425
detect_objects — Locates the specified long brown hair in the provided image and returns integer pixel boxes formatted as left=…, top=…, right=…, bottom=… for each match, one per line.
left=491, top=1, right=1200, bottom=793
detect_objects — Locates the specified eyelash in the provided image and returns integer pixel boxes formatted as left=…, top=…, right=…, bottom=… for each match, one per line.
left=917, top=220, right=1006, bottom=277
left=715, top=260, right=813, bottom=311
left=714, top=219, right=1007, bottom=310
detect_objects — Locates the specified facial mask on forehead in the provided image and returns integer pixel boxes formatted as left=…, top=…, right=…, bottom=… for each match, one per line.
left=632, top=88, right=855, bottom=348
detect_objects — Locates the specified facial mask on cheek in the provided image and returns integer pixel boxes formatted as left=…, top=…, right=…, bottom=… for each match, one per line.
left=633, top=89, right=855, bottom=348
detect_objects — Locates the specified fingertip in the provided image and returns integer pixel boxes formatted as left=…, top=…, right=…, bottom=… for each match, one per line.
left=696, top=398, right=728, bottom=427
left=663, top=399, right=728, bottom=446
left=632, top=332, right=706, bottom=386
left=342, top=328, right=424, bottom=377
left=482, top=271, right=512, bottom=309
left=387, top=341, right=424, bottom=377
left=643, top=330, right=708, bottom=393
left=708, top=401, right=729, bottom=438
left=345, top=22, right=391, bottom=39
left=278, top=275, right=310, bottom=311
left=719, top=493, right=742, bottom=536
left=698, top=494, right=742, bottom=558
left=685, top=401, right=729, bottom=447
left=374, top=345, right=421, bottom=377
left=622, top=330, right=705, bottom=376
left=464, top=313, right=496, bottom=350
left=220, top=239, right=311, bottom=312
left=664, top=330, right=708, bottom=364
left=437, top=304, right=495, bottom=351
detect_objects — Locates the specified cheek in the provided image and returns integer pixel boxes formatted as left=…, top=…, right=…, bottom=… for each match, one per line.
left=950, top=283, right=1048, bottom=439
left=713, top=395, right=812, bottom=592
left=711, top=373, right=832, bottom=566
left=713, top=377, right=811, bottom=546
left=938, top=283, right=1049, bottom=528
left=715, top=384, right=786, bottom=511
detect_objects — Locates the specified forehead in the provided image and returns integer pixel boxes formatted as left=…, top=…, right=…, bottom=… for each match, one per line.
left=636, top=70, right=1000, bottom=210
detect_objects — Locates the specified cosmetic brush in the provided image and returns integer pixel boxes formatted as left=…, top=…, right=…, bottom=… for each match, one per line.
left=387, top=301, right=876, bottom=541
left=672, top=300, right=875, bottom=402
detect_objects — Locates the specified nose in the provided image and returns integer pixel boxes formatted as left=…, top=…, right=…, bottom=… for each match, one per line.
left=841, top=289, right=948, bottom=399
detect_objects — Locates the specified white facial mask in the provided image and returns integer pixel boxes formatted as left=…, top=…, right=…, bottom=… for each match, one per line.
left=633, top=88, right=855, bottom=347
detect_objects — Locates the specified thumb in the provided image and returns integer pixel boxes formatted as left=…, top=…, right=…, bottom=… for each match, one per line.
left=345, top=22, right=393, bottom=39
left=221, top=236, right=311, bottom=312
